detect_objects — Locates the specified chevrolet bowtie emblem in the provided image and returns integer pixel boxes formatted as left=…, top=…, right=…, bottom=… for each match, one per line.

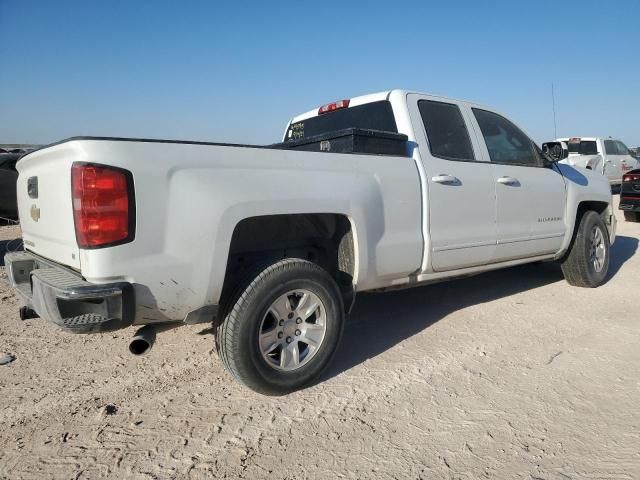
left=30, top=204, right=40, bottom=222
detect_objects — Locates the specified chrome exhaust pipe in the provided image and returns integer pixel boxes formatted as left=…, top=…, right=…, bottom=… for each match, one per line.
left=128, top=323, right=182, bottom=356
left=128, top=325, right=156, bottom=356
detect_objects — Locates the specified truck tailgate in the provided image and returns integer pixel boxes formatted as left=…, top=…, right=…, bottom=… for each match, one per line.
left=16, top=143, right=80, bottom=269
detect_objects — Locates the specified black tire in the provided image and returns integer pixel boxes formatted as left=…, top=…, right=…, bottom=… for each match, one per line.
left=560, top=211, right=610, bottom=287
left=216, top=258, right=344, bottom=395
left=624, top=211, right=640, bottom=222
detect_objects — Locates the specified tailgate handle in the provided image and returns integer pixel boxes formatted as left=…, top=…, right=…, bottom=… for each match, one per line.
left=27, top=177, right=38, bottom=199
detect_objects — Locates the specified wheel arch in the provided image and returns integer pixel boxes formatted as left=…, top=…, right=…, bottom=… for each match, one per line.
left=220, top=213, right=359, bottom=313
left=557, top=200, right=611, bottom=260
left=576, top=200, right=612, bottom=238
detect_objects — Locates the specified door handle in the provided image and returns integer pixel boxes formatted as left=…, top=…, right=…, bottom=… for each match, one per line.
left=497, top=176, right=519, bottom=185
left=431, top=174, right=459, bottom=184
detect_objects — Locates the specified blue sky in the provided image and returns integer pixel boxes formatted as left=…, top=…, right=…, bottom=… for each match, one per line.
left=1, top=0, right=638, bottom=146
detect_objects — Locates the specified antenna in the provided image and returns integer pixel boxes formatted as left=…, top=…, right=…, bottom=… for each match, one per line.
left=551, top=82, right=558, bottom=139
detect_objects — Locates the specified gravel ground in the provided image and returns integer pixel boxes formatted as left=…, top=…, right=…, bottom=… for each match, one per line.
left=0, top=198, right=639, bottom=480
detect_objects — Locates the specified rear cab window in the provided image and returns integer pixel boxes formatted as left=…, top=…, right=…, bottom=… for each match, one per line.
left=284, top=100, right=398, bottom=141
left=567, top=139, right=599, bottom=155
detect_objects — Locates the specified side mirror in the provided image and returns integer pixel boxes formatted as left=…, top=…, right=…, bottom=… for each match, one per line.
left=542, top=141, right=568, bottom=162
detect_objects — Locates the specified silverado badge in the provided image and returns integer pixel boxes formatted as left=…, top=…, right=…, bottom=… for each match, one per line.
left=30, top=204, right=40, bottom=222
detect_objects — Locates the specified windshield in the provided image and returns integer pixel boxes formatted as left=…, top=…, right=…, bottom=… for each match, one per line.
left=284, top=100, right=398, bottom=141
left=567, top=140, right=598, bottom=155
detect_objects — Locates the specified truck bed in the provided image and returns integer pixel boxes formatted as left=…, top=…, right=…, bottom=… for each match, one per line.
left=36, top=130, right=409, bottom=157
left=15, top=135, right=423, bottom=325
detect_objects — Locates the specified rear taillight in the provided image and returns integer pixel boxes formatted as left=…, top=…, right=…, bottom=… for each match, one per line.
left=71, top=163, right=135, bottom=248
left=623, top=174, right=639, bottom=182
left=318, top=99, right=350, bottom=115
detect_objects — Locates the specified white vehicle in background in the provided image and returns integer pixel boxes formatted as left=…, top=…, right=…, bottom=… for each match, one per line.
left=557, top=137, right=639, bottom=187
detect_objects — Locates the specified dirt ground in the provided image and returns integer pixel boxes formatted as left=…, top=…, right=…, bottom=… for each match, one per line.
left=0, top=198, right=639, bottom=480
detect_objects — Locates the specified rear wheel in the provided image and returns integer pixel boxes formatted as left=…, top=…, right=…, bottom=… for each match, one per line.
left=216, top=258, right=344, bottom=395
left=560, top=211, right=610, bottom=287
left=624, top=211, right=640, bottom=222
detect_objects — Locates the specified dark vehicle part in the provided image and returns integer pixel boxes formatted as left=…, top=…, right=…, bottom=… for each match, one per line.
left=619, top=170, right=640, bottom=221
left=0, top=152, right=20, bottom=219
left=273, top=128, right=408, bottom=156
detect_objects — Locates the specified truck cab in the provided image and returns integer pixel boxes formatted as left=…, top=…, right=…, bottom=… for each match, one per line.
left=289, top=91, right=608, bottom=273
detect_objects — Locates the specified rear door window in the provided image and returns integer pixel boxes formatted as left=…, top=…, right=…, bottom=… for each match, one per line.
left=472, top=108, right=541, bottom=167
left=418, top=100, right=475, bottom=161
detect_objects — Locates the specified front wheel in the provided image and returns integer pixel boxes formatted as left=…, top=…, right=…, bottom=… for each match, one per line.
left=216, top=258, right=344, bottom=395
left=560, top=211, right=610, bottom=287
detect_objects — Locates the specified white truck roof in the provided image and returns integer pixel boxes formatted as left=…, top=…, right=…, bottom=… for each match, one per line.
left=557, top=137, right=626, bottom=142
left=289, top=89, right=493, bottom=124
left=558, top=137, right=599, bottom=141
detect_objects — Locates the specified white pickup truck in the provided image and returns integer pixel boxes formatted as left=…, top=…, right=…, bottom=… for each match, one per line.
left=557, top=137, right=639, bottom=186
left=5, top=90, right=616, bottom=394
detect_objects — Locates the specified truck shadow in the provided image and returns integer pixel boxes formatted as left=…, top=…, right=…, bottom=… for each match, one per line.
left=322, top=235, right=637, bottom=382
left=606, top=234, right=637, bottom=281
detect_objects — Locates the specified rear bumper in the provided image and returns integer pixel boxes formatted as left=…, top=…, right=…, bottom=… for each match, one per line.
left=4, top=251, right=134, bottom=333
left=620, top=197, right=640, bottom=212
